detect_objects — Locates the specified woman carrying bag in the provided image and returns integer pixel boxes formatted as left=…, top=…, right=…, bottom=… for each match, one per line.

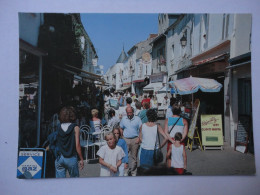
left=139, top=109, right=168, bottom=169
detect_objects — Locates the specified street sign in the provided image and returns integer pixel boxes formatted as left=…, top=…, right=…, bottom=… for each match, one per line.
left=201, top=115, right=224, bottom=146
left=17, top=149, right=46, bottom=179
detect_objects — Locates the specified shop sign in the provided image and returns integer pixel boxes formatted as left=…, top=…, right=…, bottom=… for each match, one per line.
left=201, top=115, right=224, bottom=146
left=150, top=73, right=164, bottom=83
left=17, top=150, right=44, bottom=179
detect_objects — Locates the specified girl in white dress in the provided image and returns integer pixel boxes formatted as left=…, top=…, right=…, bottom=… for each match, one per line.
left=166, top=132, right=187, bottom=175
left=97, top=132, right=125, bottom=176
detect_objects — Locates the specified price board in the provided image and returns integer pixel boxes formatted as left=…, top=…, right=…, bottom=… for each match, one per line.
left=201, top=115, right=223, bottom=146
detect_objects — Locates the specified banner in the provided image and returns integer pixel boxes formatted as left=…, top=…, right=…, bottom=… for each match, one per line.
left=201, top=115, right=223, bottom=146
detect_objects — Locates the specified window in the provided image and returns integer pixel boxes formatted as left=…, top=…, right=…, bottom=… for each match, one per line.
left=172, top=44, right=175, bottom=57
left=225, top=14, right=230, bottom=38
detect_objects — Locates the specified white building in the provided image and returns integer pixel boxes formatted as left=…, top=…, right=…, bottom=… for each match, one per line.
left=104, top=48, right=127, bottom=91
left=162, top=14, right=252, bottom=151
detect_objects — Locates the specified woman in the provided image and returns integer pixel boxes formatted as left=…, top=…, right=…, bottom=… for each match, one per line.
left=108, top=109, right=120, bottom=129
left=89, top=109, right=101, bottom=134
left=138, top=102, right=150, bottom=124
left=55, top=106, right=84, bottom=178
left=164, top=104, right=188, bottom=167
left=112, top=128, right=129, bottom=176
left=150, top=95, right=158, bottom=111
left=139, top=109, right=168, bottom=169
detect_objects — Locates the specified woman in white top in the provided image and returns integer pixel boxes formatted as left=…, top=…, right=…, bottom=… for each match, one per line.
left=89, top=109, right=101, bottom=135
left=139, top=109, right=168, bottom=169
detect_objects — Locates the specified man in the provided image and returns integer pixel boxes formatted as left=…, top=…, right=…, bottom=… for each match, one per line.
left=119, top=97, right=133, bottom=118
left=120, top=107, right=142, bottom=176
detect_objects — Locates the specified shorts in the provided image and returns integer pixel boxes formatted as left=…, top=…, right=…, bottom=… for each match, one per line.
left=174, top=168, right=184, bottom=175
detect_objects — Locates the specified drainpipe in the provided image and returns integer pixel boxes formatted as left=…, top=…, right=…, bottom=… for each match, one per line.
left=36, top=56, right=42, bottom=147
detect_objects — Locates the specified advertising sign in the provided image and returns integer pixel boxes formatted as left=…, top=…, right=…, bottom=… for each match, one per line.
left=201, top=115, right=223, bottom=146
left=17, top=150, right=45, bottom=179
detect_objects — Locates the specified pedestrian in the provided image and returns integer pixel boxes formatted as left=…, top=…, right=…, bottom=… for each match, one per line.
left=164, top=105, right=188, bottom=167
left=165, top=97, right=177, bottom=119
left=96, top=132, right=125, bottom=176
left=108, top=109, right=120, bottom=129
left=118, top=92, right=124, bottom=107
left=112, top=127, right=129, bottom=176
left=162, top=96, right=170, bottom=116
left=135, top=101, right=142, bottom=116
left=89, top=109, right=101, bottom=134
left=55, top=106, right=84, bottom=178
left=166, top=132, right=187, bottom=175
left=119, top=107, right=142, bottom=176
left=119, top=97, right=133, bottom=118
left=141, top=95, right=150, bottom=106
left=138, top=102, right=150, bottom=124
left=150, top=95, right=158, bottom=111
left=139, top=109, right=168, bottom=169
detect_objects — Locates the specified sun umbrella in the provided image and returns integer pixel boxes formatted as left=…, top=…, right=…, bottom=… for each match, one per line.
left=168, top=76, right=222, bottom=95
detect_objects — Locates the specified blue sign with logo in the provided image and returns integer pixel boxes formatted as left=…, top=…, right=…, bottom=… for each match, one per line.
left=17, top=149, right=46, bottom=179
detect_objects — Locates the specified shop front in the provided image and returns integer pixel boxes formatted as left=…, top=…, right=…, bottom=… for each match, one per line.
left=226, top=52, right=253, bottom=153
left=176, top=40, right=230, bottom=145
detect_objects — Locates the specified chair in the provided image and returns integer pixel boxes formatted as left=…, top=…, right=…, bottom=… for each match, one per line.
left=93, top=126, right=111, bottom=149
left=80, top=125, right=95, bottom=161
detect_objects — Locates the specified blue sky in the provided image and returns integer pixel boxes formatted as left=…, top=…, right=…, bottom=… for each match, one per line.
left=80, top=13, right=158, bottom=73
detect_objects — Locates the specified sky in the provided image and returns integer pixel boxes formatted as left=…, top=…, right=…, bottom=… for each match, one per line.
left=80, top=13, right=158, bottom=73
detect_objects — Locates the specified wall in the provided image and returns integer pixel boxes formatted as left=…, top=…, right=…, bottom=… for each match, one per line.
left=230, top=14, right=252, bottom=58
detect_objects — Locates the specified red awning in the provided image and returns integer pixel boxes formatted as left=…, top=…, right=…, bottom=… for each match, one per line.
left=193, top=53, right=226, bottom=66
left=133, top=79, right=144, bottom=83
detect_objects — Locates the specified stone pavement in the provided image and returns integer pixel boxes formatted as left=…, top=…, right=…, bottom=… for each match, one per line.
left=78, top=119, right=256, bottom=177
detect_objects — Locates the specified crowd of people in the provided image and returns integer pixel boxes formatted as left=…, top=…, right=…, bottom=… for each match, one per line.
left=52, top=90, right=192, bottom=178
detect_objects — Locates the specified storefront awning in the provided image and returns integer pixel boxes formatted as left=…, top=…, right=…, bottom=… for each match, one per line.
left=143, top=82, right=163, bottom=92
left=193, top=53, right=227, bottom=66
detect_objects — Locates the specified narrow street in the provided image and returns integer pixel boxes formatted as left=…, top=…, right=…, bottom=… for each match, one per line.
left=79, top=119, right=255, bottom=177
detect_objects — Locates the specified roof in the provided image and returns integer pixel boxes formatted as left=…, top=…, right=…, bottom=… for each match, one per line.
left=116, top=49, right=128, bottom=63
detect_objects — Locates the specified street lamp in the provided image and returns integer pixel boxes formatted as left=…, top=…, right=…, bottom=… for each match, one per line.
left=180, top=34, right=187, bottom=47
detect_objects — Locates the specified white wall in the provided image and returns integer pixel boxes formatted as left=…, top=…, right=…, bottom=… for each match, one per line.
left=208, top=14, right=224, bottom=48
left=230, top=14, right=252, bottom=58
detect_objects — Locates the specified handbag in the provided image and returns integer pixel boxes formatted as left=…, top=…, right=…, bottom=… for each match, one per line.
left=153, top=125, right=163, bottom=164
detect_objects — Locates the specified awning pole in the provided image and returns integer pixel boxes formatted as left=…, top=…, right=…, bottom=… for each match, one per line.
left=192, top=93, right=194, bottom=111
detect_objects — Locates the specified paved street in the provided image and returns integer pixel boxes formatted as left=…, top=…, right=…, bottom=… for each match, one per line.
left=78, top=119, right=255, bottom=177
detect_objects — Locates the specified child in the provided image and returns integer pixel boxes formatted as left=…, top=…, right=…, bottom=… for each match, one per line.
left=96, top=132, right=125, bottom=176
left=166, top=132, right=187, bottom=175
left=112, top=128, right=129, bottom=176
